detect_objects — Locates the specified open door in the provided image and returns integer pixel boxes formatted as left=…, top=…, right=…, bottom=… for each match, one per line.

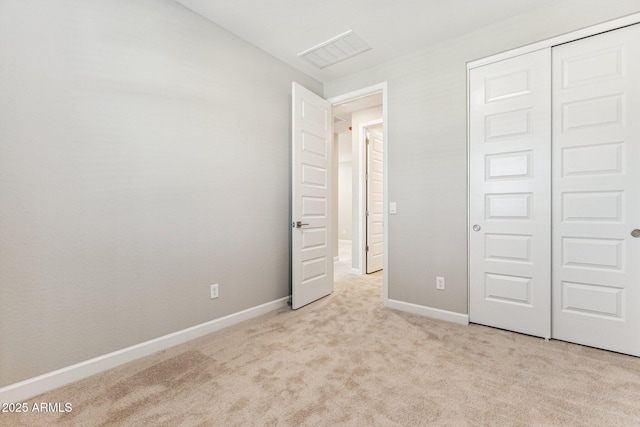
left=366, top=125, right=384, bottom=273
left=291, top=83, right=333, bottom=309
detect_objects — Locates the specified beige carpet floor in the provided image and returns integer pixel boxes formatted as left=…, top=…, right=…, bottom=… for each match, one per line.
left=3, top=271, right=640, bottom=426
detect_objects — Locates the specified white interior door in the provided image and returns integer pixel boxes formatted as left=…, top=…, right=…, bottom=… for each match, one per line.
left=366, top=125, right=384, bottom=273
left=552, top=24, right=640, bottom=356
left=469, top=48, right=551, bottom=338
left=291, top=83, right=333, bottom=309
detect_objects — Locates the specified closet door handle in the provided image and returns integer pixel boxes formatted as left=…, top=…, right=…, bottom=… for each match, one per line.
left=473, top=224, right=481, bottom=232
left=632, top=229, right=640, bottom=238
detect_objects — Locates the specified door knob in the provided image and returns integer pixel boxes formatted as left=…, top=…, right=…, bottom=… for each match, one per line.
left=473, top=224, right=481, bottom=232
left=632, top=229, right=640, bottom=238
left=296, top=221, right=309, bottom=229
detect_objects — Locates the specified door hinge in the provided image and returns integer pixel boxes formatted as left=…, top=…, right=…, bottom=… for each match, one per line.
left=365, top=210, right=369, bottom=217
left=365, top=173, right=369, bottom=181
left=366, top=245, right=369, bottom=252
left=366, top=137, right=370, bottom=145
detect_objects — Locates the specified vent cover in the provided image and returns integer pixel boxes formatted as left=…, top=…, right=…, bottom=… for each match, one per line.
left=298, top=30, right=371, bottom=69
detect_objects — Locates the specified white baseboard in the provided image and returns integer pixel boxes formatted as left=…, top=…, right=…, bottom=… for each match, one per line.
left=385, top=298, right=469, bottom=325
left=0, top=297, right=289, bottom=403
left=350, top=268, right=362, bottom=275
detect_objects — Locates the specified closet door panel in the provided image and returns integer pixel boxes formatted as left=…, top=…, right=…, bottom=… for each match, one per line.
left=469, top=49, right=551, bottom=338
left=552, top=24, right=640, bottom=356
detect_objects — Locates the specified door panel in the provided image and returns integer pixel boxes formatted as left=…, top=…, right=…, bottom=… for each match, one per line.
left=366, top=125, right=383, bottom=273
left=552, top=25, right=640, bottom=356
left=292, top=83, right=333, bottom=309
left=469, top=48, right=551, bottom=338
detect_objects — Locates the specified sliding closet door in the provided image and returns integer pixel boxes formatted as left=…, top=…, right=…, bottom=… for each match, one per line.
left=552, top=25, right=640, bottom=356
left=469, top=49, right=551, bottom=338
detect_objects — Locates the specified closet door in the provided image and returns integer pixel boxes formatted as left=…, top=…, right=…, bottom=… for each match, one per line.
left=552, top=24, right=640, bottom=356
left=469, top=49, right=551, bottom=338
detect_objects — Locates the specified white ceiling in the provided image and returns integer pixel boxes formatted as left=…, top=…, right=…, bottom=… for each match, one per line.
left=174, top=0, right=557, bottom=83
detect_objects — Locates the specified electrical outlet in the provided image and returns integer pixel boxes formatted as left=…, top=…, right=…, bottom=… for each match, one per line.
left=210, top=284, right=219, bottom=299
left=436, top=277, right=445, bottom=290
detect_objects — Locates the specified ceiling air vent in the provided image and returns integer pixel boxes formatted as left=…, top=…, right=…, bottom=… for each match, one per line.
left=298, top=30, right=371, bottom=69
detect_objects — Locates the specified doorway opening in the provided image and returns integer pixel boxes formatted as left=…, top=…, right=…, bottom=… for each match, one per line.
left=290, top=82, right=387, bottom=309
left=329, top=86, right=386, bottom=288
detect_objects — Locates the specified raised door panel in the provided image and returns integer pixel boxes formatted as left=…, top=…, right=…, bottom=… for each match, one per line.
left=469, top=48, right=551, bottom=338
left=552, top=24, right=640, bottom=356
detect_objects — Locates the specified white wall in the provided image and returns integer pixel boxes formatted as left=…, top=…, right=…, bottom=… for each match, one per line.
left=324, top=0, right=640, bottom=315
left=0, top=0, right=321, bottom=387
left=338, top=131, right=353, bottom=240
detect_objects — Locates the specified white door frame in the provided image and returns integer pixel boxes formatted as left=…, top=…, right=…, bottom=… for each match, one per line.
left=467, top=13, right=640, bottom=69
left=327, top=82, right=388, bottom=301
